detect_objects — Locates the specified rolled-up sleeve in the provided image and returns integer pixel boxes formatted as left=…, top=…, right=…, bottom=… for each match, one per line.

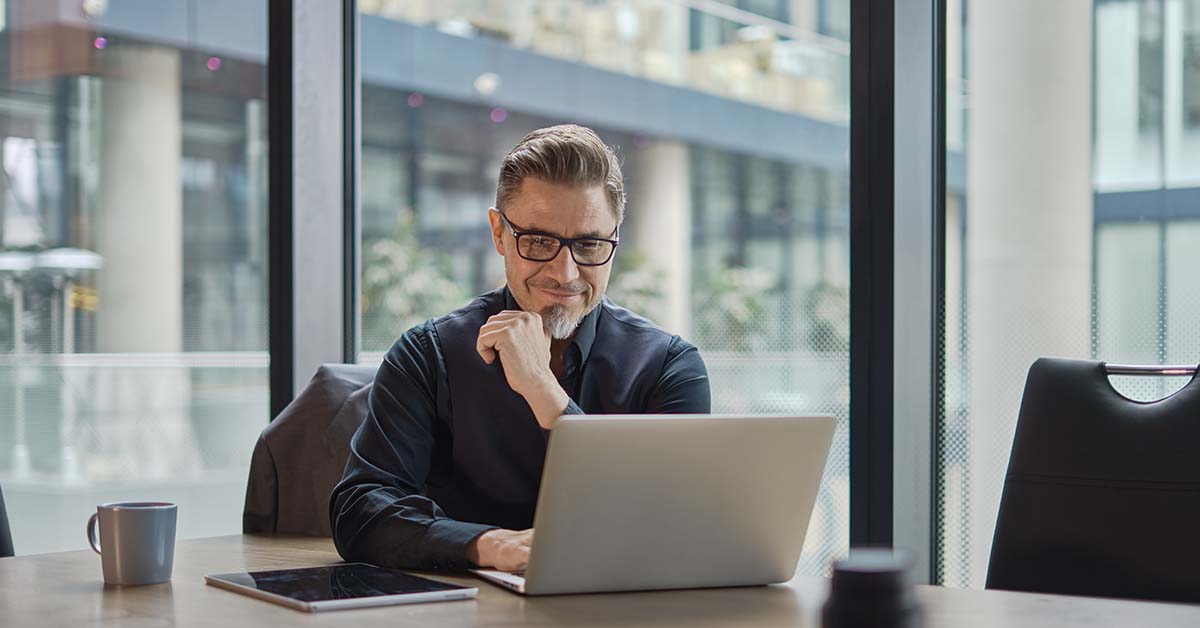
left=329, top=323, right=495, bottom=571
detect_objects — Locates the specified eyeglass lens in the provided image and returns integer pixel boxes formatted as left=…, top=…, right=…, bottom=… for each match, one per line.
left=517, top=234, right=614, bottom=265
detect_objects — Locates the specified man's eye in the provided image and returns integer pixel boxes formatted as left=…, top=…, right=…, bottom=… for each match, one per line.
left=530, top=236, right=557, bottom=248
left=576, top=240, right=602, bottom=251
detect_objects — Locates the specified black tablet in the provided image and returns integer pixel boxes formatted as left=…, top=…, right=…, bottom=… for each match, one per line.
left=205, top=563, right=477, bottom=612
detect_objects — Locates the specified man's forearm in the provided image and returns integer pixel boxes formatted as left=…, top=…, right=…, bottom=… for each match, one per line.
left=331, top=485, right=495, bottom=571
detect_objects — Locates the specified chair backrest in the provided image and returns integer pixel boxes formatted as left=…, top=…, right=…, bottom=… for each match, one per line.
left=0, top=482, right=13, bottom=557
left=986, top=357, right=1200, bottom=603
left=243, top=363, right=377, bottom=536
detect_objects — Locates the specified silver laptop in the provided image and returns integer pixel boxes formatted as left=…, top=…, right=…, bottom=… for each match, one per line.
left=471, top=414, right=836, bottom=595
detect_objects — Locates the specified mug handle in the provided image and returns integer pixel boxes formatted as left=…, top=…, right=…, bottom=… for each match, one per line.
left=86, top=513, right=101, bottom=555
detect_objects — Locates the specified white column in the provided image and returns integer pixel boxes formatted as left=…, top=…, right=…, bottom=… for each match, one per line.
left=788, top=0, right=819, bottom=32
left=965, top=0, right=1093, bottom=587
left=627, top=140, right=691, bottom=335
left=642, top=0, right=690, bottom=84
left=95, top=44, right=182, bottom=354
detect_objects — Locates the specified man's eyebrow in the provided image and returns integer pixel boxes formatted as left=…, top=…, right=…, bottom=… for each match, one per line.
left=514, top=220, right=559, bottom=235
left=573, top=228, right=612, bottom=239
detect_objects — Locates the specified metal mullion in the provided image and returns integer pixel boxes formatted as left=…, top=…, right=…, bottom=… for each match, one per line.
left=850, top=0, right=896, bottom=549
left=343, top=0, right=361, bottom=364
left=292, top=0, right=347, bottom=396
left=930, top=0, right=948, bottom=585
left=269, top=0, right=348, bottom=416
left=893, top=0, right=940, bottom=584
left=268, top=0, right=295, bottom=418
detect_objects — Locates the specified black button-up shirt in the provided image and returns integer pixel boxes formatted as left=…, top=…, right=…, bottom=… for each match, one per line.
left=330, top=287, right=710, bottom=572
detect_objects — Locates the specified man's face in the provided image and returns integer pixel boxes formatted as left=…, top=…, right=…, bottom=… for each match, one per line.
left=488, top=177, right=618, bottom=339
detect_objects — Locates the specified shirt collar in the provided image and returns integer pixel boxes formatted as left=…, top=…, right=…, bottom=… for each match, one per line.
left=504, top=286, right=601, bottom=363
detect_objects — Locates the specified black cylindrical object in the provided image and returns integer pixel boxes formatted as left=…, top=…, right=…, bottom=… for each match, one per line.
left=822, top=548, right=922, bottom=628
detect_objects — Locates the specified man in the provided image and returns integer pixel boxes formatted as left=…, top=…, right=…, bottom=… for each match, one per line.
left=330, top=124, right=710, bottom=574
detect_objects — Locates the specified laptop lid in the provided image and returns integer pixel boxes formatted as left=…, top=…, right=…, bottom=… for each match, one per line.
left=520, top=414, right=835, bottom=595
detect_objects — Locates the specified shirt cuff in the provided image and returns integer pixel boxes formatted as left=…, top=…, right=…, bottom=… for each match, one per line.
left=426, top=519, right=497, bottom=571
left=542, top=398, right=585, bottom=437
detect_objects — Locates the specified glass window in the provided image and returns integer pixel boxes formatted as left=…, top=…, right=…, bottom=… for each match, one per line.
left=1167, top=0, right=1200, bottom=184
left=0, top=2, right=268, bottom=553
left=1096, top=0, right=1164, bottom=190
left=1166, top=220, right=1200, bottom=363
left=938, top=0, right=1200, bottom=587
left=1138, top=0, right=1164, bottom=134
left=1185, top=1, right=1200, bottom=129
left=359, top=0, right=851, bottom=575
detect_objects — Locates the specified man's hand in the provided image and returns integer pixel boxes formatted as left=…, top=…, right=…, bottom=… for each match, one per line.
left=467, top=528, right=533, bottom=573
left=476, top=310, right=569, bottom=428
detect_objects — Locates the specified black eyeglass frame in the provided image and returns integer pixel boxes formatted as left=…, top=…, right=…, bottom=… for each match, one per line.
left=497, top=210, right=620, bottom=266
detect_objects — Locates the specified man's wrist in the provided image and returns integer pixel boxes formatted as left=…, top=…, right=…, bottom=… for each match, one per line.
left=523, top=376, right=569, bottom=429
left=467, top=530, right=494, bottom=567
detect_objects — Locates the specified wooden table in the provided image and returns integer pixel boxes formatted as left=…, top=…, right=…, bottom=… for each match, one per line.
left=2, top=535, right=1199, bottom=627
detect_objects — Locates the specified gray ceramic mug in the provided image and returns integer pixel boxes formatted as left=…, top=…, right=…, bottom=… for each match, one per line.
left=86, top=502, right=177, bottom=585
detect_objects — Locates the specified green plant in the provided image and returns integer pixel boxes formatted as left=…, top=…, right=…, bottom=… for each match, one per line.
left=804, top=280, right=849, bottom=352
left=606, top=248, right=668, bottom=324
left=361, top=213, right=469, bottom=351
left=694, top=265, right=775, bottom=352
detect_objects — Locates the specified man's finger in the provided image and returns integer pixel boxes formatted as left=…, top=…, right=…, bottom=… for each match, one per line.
left=478, top=313, right=529, bottom=336
left=484, top=310, right=524, bottom=325
left=476, top=328, right=516, bottom=364
left=476, top=330, right=503, bottom=364
left=478, top=319, right=515, bottom=336
left=477, top=329, right=513, bottom=351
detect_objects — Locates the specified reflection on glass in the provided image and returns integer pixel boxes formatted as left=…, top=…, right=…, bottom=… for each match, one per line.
left=232, top=563, right=464, bottom=602
left=0, top=1, right=269, bottom=554
left=359, top=1, right=852, bottom=576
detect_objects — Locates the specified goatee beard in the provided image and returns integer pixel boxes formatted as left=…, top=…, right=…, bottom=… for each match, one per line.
left=541, top=304, right=582, bottom=340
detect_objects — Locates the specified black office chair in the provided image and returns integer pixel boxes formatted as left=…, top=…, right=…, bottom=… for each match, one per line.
left=986, top=357, right=1200, bottom=604
left=0, top=482, right=13, bottom=557
left=243, top=364, right=376, bottom=536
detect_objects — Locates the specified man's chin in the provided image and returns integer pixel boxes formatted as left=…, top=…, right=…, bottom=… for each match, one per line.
left=541, top=304, right=582, bottom=340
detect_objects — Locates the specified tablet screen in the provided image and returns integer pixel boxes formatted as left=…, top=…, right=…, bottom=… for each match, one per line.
left=209, top=563, right=471, bottom=603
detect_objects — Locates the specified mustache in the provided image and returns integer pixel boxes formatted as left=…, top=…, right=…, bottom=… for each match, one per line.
left=528, top=278, right=588, bottom=294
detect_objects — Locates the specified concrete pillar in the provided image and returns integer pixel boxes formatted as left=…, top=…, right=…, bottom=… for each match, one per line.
left=627, top=140, right=691, bottom=335
left=95, top=44, right=182, bottom=354
left=964, top=0, right=1093, bottom=587
left=788, top=0, right=819, bottom=33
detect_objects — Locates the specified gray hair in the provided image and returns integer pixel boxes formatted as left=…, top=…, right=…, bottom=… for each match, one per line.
left=495, top=124, right=626, bottom=224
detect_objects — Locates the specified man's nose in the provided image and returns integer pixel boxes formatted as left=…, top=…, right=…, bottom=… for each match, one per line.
left=544, top=245, right=581, bottom=284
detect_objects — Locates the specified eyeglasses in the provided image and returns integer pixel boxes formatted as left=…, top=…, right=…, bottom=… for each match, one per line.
left=497, top=211, right=619, bottom=266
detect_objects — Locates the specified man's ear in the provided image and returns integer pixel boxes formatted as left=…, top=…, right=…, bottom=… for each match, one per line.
left=487, top=208, right=506, bottom=256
